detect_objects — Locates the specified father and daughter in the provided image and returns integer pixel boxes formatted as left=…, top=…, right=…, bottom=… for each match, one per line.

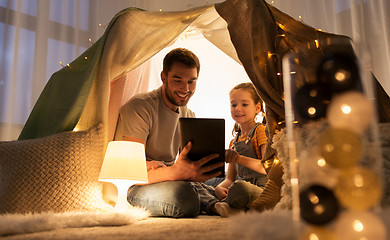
left=115, top=48, right=281, bottom=217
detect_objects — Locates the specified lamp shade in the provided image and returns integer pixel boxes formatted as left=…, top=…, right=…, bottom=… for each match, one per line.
left=99, top=141, right=148, bottom=184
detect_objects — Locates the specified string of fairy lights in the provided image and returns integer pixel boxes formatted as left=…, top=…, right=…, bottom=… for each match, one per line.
left=57, top=0, right=216, bottom=70
left=58, top=0, right=325, bottom=74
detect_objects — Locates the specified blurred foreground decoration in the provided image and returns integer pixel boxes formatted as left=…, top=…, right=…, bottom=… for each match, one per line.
left=283, top=45, right=386, bottom=239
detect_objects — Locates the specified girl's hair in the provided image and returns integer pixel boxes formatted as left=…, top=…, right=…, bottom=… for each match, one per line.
left=230, top=82, right=265, bottom=135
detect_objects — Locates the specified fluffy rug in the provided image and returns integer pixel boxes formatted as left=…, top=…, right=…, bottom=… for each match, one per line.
left=0, top=207, right=149, bottom=237
left=1, top=215, right=230, bottom=240
left=230, top=207, right=390, bottom=240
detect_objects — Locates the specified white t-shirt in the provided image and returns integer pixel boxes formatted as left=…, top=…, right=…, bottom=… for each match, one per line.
left=114, top=87, right=195, bottom=165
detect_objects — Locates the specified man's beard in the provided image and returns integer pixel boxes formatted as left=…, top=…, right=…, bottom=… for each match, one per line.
left=165, top=84, right=192, bottom=107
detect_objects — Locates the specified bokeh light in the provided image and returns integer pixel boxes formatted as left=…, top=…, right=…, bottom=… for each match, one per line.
left=299, top=226, right=338, bottom=240
left=295, top=83, right=329, bottom=120
left=334, top=166, right=382, bottom=211
left=334, top=210, right=387, bottom=240
left=318, top=128, right=363, bottom=169
left=327, top=91, right=375, bottom=134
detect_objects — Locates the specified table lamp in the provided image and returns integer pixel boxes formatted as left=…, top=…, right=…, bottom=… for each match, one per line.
left=99, top=141, right=148, bottom=211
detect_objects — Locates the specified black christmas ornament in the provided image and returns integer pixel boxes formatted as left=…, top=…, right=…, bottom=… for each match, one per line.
left=294, top=83, right=329, bottom=121
left=300, top=185, right=340, bottom=225
left=317, top=52, right=362, bottom=94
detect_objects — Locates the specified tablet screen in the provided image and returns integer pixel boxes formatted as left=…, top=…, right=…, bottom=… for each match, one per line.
left=179, top=118, right=225, bottom=178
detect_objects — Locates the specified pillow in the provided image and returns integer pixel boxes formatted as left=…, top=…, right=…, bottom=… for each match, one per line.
left=0, top=123, right=111, bottom=214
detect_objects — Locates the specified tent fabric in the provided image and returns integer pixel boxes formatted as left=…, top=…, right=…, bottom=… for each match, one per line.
left=215, top=0, right=357, bottom=160
left=18, top=5, right=214, bottom=140
left=18, top=0, right=390, bottom=156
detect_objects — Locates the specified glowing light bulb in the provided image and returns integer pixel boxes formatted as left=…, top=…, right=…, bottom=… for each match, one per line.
left=308, top=107, right=317, bottom=115
left=341, top=104, right=351, bottom=114
left=317, top=158, right=326, bottom=167
left=327, top=91, right=375, bottom=134
left=268, top=52, right=276, bottom=58
left=353, top=220, right=364, bottom=232
left=334, top=167, right=382, bottom=211
left=277, top=23, right=287, bottom=31
left=334, top=69, right=350, bottom=82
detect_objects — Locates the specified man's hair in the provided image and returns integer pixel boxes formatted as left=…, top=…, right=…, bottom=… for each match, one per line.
left=163, top=48, right=200, bottom=75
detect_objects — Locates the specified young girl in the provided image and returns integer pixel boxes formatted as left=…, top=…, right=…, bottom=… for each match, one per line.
left=214, top=82, right=268, bottom=215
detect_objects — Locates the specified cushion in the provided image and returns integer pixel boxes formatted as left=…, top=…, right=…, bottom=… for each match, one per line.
left=0, top=123, right=111, bottom=214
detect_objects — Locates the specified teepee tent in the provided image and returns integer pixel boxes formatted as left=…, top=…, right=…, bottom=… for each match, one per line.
left=18, top=0, right=389, bottom=161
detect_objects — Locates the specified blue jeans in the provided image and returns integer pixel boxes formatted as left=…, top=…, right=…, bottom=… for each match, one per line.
left=225, top=180, right=264, bottom=209
left=128, top=181, right=201, bottom=218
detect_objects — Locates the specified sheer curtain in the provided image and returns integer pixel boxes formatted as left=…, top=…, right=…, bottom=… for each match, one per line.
left=0, top=0, right=127, bottom=140
left=272, top=0, right=390, bottom=97
left=1, top=0, right=389, bottom=141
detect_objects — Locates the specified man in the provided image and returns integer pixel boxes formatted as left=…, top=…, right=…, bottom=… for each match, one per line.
left=114, top=48, right=224, bottom=217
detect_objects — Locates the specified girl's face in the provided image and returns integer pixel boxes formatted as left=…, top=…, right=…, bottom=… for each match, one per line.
left=230, top=89, right=261, bottom=125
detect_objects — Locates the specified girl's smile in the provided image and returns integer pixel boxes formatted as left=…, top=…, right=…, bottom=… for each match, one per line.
left=230, top=89, right=261, bottom=133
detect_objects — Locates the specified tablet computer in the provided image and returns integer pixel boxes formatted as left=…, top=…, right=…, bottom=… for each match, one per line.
left=179, top=118, right=225, bottom=177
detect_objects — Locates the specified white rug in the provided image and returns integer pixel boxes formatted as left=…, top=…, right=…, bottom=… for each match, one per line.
left=0, top=207, right=149, bottom=237
left=230, top=208, right=390, bottom=240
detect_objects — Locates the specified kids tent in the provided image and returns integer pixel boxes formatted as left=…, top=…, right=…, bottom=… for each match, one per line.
left=18, top=0, right=390, bottom=161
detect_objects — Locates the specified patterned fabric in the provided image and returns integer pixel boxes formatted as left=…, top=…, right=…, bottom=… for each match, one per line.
left=0, top=124, right=111, bottom=214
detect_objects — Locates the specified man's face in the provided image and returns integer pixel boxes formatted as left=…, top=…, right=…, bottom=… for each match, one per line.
left=161, top=62, right=198, bottom=111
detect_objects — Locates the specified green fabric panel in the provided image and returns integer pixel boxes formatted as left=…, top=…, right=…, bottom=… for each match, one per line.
left=18, top=8, right=141, bottom=140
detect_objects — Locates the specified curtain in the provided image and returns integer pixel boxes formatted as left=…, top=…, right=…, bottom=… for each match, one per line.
left=0, top=0, right=99, bottom=140
left=1, top=0, right=389, bottom=141
left=272, top=0, right=390, bottom=97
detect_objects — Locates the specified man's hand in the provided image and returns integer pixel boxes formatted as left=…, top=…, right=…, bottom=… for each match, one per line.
left=172, top=141, right=224, bottom=182
left=146, top=160, right=166, bottom=171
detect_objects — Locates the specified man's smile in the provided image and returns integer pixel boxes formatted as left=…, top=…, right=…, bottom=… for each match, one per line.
left=176, top=92, right=189, bottom=99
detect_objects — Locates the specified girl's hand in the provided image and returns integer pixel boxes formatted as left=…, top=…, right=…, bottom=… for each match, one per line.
left=225, top=149, right=240, bottom=164
left=215, top=185, right=228, bottom=200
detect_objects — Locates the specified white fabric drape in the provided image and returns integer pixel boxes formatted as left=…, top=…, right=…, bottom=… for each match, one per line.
left=0, top=0, right=389, bottom=141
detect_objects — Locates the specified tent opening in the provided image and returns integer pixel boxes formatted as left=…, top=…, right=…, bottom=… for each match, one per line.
left=133, top=28, right=259, bottom=148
